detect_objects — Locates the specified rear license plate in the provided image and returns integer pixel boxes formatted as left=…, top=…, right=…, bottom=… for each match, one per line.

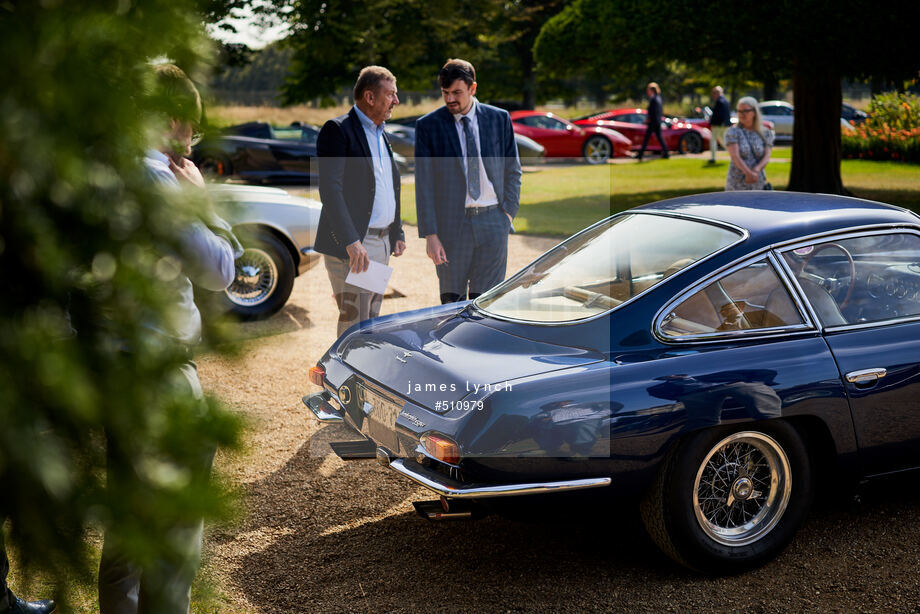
left=357, top=382, right=403, bottom=447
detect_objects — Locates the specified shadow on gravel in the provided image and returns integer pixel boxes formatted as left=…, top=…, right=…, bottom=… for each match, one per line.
left=227, top=302, right=314, bottom=342
left=222, top=431, right=920, bottom=613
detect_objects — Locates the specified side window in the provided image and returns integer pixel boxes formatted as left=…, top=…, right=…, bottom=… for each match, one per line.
left=781, top=233, right=920, bottom=327
left=660, top=259, right=805, bottom=338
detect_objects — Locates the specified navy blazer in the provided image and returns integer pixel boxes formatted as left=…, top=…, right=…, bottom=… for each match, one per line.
left=414, top=102, right=521, bottom=246
left=314, top=107, right=404, bottom=259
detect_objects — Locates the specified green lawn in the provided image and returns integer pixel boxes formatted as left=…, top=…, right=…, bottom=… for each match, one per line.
left=399, top=157, right=920, bottom=238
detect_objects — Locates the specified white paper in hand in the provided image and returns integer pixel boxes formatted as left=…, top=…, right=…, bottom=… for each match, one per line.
left=345, top=260, right=393, bottom=295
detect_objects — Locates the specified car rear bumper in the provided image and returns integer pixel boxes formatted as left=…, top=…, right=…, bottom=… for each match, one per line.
left=303, top=391, right=611, bottom=499
left=382, top=454, right=611, bottom=499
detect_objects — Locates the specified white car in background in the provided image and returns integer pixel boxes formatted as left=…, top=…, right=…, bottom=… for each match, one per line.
left=209, top=184, right=322, bottom=320
left=759, top=100, right=854, bottom=142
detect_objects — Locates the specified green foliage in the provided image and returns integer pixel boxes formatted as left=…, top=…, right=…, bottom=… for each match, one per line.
left=269, top=0, right=570, bottom=107
left=210, top=42, right=293, bottom=104
left=0, top=0, right=241, bottom=606
left=866, top=92, right=920, bottom=132
left=843, top=92, right=920, bottom=163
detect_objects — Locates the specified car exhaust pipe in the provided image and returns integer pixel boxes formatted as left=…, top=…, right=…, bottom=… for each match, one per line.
left=413, top=497, right=481, bottom=521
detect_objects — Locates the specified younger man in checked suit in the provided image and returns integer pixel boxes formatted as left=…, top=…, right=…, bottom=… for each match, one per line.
left=414, top=59, right=521, bottom=304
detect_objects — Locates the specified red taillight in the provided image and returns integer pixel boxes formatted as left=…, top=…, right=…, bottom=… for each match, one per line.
left=422, top=433, right=460, bottom=464
left=308, top=365, right=325, bottom=387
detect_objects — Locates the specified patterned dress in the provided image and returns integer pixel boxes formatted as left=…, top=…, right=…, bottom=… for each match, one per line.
left=724, top=125, right=774, bottom=191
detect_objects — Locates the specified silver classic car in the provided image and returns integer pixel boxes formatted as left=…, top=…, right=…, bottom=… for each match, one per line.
left=209, top=185, right=322, bottom=319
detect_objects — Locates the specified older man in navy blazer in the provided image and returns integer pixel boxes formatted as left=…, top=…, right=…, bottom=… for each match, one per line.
left=315, top=66, right=406, bottom=335
left=415, top=58, right=521, bottom=304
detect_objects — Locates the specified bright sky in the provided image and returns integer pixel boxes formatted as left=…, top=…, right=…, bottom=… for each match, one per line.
left=207, top=4, right=289, bottom=49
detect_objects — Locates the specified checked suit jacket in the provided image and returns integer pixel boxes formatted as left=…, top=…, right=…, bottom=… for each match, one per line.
left=414, top=102, right=521, bottom=247
left=314, top=107, right=405, bottom=259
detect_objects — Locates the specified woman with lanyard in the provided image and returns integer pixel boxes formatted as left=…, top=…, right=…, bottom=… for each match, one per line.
left=724, top=96, right=774, bottom=190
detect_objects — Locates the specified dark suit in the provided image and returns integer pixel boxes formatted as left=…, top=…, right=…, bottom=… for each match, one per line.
left=316, top=107, right=404, bottom=335
left=315, top=107, right=404, bottom=258
left=638, top=93, right=668, bottom=160
left=415, top=102, right=521, bottom=297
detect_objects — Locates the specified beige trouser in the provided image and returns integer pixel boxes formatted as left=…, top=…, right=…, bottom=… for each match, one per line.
left=324, top=232, right=391, bottom=337
left=710, top=125, right=728, bottom=161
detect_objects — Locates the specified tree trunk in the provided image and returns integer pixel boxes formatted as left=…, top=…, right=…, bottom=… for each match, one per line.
left=521, top=53, right=536, bottom=110
left=762, top=72, right=778, bottom=101
left=788, top=68, right=847, bottom=194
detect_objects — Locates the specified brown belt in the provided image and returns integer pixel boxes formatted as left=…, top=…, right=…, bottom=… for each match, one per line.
left=366, top=226, right=389, bottom=237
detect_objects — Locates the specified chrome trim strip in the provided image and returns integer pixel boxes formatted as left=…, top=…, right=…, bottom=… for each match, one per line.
left=302, top=392, right=344, bottom=423
left=653, top=252, right=818, bottom=344
left=824, top=314, right=920, bottom=333
left=845, top=368, right=887, bottom=383
left=386, top=458, right=611, bottom=499
left=767, top=251, right=816, bottom=328
left=472, top=210, right=748, bottom=327
left=767, top=224, right=920, bottom=254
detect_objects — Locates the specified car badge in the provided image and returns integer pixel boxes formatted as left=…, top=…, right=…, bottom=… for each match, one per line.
left=395, top=351, right=412, bottom=363
left=400, top=411, right=426, bottom=428
left=338, top=385, right=351, bottom=405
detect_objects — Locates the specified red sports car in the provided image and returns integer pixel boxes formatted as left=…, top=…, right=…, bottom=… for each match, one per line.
left=573, top=108, right=712, bottom=155
left=510, top=111, right=631, bottom=164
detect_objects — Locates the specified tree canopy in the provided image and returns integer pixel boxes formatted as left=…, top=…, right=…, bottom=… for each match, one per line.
left=536, top=0, right=920, bottom=193
left=266, top=0, right=570, bottom=107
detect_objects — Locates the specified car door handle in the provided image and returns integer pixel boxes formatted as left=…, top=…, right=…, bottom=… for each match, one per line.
left=845, top=368, right=887, bottom=384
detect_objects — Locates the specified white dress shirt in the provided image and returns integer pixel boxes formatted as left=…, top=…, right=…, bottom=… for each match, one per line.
left=453, top=99, right=499, bottom=207
left=353, top=105, right=396, bottom=230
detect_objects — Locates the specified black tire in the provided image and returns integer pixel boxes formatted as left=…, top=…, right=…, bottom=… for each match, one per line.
left=198, top=154, right=232, bottom=180
left=678, top=132, right=704, bottom=154
left=640, top=421, right=812, bottom=574
left=223, top=230, right=295, bottom=320
left=582, top=135, right=612, bottom=164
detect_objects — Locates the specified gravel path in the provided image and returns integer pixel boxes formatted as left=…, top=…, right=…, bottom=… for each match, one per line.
left=197, top=225, right=920, bottom=613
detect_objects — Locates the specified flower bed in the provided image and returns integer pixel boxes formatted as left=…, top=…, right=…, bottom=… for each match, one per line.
left=842, top=93, right=920, bottom=163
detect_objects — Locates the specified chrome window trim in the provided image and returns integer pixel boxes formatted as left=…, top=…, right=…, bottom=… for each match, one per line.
left=471, top=210, right=748, bottom=327
left=773, top=225, right=920, bottom=333
left=653, top=252, right=816, bottom=344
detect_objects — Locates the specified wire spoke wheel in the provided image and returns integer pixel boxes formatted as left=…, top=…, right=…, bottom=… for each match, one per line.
left=692, top=431, right=791, bottom=546
left=226, top=247, right=279, bottom=306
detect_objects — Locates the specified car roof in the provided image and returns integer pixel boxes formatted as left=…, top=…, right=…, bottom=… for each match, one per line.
left=759, top=100, right=793, bottom=108
left=633, top=191, right=917, bottom=249
left=510, top=110, right=558, bottom=119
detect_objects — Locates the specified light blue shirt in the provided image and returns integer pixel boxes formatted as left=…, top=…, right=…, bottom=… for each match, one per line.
left=353, top=105, right=396, bottom=230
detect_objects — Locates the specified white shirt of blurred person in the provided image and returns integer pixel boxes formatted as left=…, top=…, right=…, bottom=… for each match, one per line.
left=98, top=63, right=239, bottom=614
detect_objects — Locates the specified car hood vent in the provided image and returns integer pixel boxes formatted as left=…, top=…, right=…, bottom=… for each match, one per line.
left=338, top=313, right=604, bottom=410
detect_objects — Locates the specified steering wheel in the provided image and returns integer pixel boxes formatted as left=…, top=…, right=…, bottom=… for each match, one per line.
left=798, top=242, right=856, bottom=308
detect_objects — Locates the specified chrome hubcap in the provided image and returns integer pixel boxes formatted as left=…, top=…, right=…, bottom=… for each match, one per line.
left=693, top=431, right=791, bottom=546
left=225, top=247, right=278, bottom=306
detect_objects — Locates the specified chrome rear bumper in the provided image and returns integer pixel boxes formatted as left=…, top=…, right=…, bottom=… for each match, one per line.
left=302, top=392, right=343, bottom=423
left=384, top=454, right=611, bottom=499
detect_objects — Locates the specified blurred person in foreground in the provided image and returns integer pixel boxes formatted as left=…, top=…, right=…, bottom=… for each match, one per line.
left=315, top=66, right=406, bottom=336
left=724, top=96, right=774, bottom=191
left=636, top=82, right=669, bottom=162
left=415, top=58, right=521, bottom=304
left=0, top=539, right=56, bottom=613
left=708, top=86, right=732, bottom=163
left=96, top=63, right=240, bottom=614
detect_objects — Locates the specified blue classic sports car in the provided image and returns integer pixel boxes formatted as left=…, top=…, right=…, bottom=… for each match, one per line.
left=303, top=191, right=920, bottom=573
